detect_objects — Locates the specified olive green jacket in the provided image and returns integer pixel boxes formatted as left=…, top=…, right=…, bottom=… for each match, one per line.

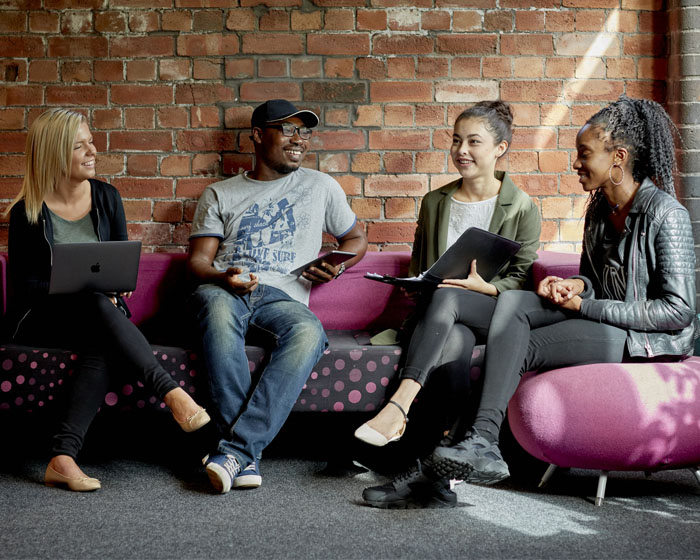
left=409, top=171, right=541, bottom=294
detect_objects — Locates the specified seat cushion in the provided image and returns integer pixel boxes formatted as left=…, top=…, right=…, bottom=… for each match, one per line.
left=294, top=331, right=400, bottom=412
left=508, top=358, right=700, bottom=471
left=0, top=333, right=406, bottom=414
left=0, top=343, right=263, bottom=414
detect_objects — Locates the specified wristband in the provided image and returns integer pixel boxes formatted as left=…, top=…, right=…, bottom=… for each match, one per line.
left=333, top=262, right=346, bottom=279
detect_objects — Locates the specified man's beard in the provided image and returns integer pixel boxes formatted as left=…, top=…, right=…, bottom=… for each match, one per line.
left=273, top=162, right=299, bottom=174
left=262, top=152, right=301, bottom=175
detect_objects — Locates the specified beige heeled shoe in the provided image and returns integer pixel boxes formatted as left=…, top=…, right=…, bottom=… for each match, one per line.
left=175, top=407, right=211, bottom=433
left=45, top=465, right=101, bottom=492
left=354, top=400, right=408, bottom=447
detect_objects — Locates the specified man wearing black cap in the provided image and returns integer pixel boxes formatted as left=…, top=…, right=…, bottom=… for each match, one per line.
left=187, top=99, right=367, bottom=494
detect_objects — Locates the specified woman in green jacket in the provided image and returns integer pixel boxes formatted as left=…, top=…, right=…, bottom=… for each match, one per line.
left=355, top=102, right=541, bottom=472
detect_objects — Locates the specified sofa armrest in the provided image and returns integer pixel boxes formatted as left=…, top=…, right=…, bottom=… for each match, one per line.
left=532, top=251, right=580, bottom=287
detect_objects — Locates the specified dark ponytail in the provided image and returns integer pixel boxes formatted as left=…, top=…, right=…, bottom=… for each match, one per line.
left=455, top=100, right=514, bottom=156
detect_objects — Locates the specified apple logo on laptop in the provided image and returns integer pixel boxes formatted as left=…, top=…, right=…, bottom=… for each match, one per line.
left=91, top=262, right=101, bottom=273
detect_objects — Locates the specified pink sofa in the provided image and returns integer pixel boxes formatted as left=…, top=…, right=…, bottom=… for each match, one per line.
left=0, top=251, right=417, bottom=415
left=0, top=250, right=578, bottom=415
left=2, top=249, right=699, bottom=506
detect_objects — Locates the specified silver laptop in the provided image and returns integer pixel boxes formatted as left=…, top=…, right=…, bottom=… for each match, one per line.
left=48, top=240, right=142, bottom=295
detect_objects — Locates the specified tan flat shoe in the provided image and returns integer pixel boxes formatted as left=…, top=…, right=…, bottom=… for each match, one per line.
left=354, top=400, right=408, bottom=447
left=176, top=407, right=211, bottom=433
left=44, top=465, right=101, bottom=492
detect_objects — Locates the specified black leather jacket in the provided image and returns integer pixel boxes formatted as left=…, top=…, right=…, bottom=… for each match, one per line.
left=5, top=179, right=127, bottom=339
left=576, top=178, right=698, bottom=358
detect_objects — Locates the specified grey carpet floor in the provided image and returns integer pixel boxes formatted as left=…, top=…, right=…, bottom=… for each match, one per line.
left=2, top=454, right=700, bottom=560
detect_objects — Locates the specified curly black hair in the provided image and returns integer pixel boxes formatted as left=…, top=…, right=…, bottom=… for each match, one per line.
left=583, top=95, right=679, bottom=221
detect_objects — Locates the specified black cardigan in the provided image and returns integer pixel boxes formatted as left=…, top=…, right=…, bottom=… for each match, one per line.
left=5, top=179, right=128, bottom=338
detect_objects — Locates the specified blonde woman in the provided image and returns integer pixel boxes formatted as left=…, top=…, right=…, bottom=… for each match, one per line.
left=5, top=109, right=210, bottom=492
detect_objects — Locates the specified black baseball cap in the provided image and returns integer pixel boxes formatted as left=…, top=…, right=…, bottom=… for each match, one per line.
left=251, top=99, right=319, bottom=129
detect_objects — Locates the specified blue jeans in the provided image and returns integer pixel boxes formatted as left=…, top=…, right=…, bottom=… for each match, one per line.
left=189, top=283, right=327, bottom=467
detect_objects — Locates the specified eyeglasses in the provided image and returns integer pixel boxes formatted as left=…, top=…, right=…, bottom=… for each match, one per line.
left=264, top=123, right=313, bottom=140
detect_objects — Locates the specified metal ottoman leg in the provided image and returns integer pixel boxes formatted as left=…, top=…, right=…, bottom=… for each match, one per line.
left=595, top=471, right=608, bottom=506
left=539, top=464, right=558, bottom=488
left=691, top=467, right=700, bottom=486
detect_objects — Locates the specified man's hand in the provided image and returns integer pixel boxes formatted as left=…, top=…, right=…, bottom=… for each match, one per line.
left=224, top=267, right=259, bottom=295
left=302, top=261, right=339, bottom=284
left=438, top=260, right=497, bottom=296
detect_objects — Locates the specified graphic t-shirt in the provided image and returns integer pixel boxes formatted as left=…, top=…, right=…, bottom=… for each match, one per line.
left=190, top=167, right=357, bottom=304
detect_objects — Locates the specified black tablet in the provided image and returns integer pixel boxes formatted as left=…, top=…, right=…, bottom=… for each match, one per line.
left=289, top=250, right=356, bottom=277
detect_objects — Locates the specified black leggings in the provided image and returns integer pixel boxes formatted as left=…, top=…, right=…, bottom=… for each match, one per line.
left=472, top=290, right=628, bottom=442
left=14, top=293, right=180, bottom=459
left=401, top=287, right=497, bottom=387
left=380, top=288, right=497, bottom=466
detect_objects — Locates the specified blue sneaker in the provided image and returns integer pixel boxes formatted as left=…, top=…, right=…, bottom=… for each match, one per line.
left=233, top=461, right=262, bottom=489
left=202, top=453, right=241, bottom=494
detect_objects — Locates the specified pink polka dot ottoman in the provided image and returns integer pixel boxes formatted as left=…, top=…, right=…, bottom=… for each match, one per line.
left=507, top=358, right=700, bottom=505
left=0, top=344, right=250, bottom=413
left=294, top=332, right=487, bottom=413
left=293, top=331, right=402, bottom=413
left=0, top=334, right=412, bottom=415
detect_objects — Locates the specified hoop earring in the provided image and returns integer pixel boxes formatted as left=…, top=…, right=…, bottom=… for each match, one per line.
left=609, top=164, right=624, bottom=186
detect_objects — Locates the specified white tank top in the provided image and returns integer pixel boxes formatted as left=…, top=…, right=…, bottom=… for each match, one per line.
left=446, top=195, right=498, bottom=249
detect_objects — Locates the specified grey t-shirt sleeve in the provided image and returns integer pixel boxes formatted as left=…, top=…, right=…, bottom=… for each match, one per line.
left=323, top=179, right=357, bottom=239
left=190, top=186, right=224, bottom=239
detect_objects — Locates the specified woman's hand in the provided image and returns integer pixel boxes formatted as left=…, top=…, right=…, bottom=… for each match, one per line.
left=438, top=260, right=497, bottom=296
left=537, top=276, right=584, bottom=311
left=107, top=292, right=131, bottom=306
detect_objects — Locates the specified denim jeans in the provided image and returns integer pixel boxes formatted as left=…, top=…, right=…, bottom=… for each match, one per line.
left=189, top=283, right=327, bottom=467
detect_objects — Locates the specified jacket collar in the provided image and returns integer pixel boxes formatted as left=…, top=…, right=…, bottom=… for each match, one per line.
left=583, top=177, right=658, bottom=270
left=628, top=177, right=658, bottom=215
left=435, top=170, right=517, bottom=255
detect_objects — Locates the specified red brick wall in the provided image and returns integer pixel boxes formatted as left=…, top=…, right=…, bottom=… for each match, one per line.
left=0, top=1, right=668, bottom=253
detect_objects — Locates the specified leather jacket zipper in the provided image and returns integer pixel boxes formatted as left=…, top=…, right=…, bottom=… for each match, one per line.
left=634, top=231, right=654, bottom=357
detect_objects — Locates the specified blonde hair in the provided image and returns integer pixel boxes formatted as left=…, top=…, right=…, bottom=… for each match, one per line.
left=6, top=108, right=87, bottom=224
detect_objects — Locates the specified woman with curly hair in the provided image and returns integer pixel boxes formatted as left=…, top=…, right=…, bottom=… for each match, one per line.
left=425, top=95, right=698, bottom=488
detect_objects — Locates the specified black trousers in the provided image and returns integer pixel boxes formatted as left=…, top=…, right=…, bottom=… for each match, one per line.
left=472, top=290, right=628, bottom=441
left=14, top=293, right=180, bottom=458
left=392, top=288, right=497, bottom=461
left=401, top=287, right=497, bottom=387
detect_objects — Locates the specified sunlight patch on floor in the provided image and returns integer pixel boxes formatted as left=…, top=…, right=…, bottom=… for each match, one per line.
left=452, top=484, right=598, bottom=537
